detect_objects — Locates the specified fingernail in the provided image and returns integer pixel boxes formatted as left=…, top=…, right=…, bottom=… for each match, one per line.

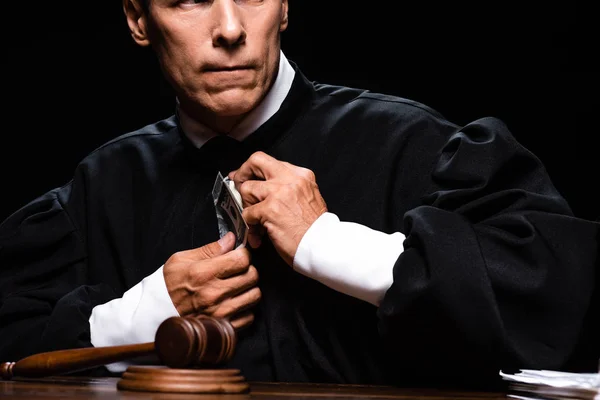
left=218, top=232, right=230, bottom=246
left=250, top=238, right=261, bottom=249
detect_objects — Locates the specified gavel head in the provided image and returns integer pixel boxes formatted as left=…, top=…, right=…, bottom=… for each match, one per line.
left=154, top=315, right=236, bottom=369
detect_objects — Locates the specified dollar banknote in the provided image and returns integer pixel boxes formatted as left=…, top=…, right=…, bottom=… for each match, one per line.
left=212, top=172, right=248, bottom=248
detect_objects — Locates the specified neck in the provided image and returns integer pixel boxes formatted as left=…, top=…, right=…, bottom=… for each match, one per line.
left=178, top=101, right=250, bottom=135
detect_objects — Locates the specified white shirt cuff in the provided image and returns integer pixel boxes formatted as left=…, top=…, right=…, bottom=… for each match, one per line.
left=89, top=265, right=179, bottom=373
left=292, top=212, right=405, bottom=306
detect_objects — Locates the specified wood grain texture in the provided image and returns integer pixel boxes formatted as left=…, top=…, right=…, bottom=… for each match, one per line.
left=116, top=366, right=250, bottom=394
left=1, top=377, right=510, bottom=399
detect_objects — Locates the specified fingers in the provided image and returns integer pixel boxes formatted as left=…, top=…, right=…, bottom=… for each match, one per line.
left=165, top=234, right=259, bottom=318
left=234, top=178, right=274, bottom=248
left=237, top=180, right=275, bottom=207
left=226, top=151, right=326, bottom=266
left=229, top=153, right=315, bottom=185
left=218, top=265, right=259, bottom=299
left=229, top=151, right=287, bottom=184
left=242, top=204, right=272, bottom=249
left=282, top=162, right=317, bottom=182
left=242, top=202, right=269, bottom=227
left=213, top=246, right=252, bottom=278
left=247, top=225, right=264, bottom=249
left=229, top=311, right=255, bottom=331
left=187, top=231, right=236, bottom=260
left=211, top=286, right=262, bottom=321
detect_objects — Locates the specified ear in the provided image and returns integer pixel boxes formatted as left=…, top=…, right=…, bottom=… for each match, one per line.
left=123, top=0, right=151, bottom=46
left=280, top=0, right=289, bottom=32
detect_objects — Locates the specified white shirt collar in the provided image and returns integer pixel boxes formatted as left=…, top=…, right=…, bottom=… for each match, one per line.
left=178, top=50, right=295, bottom=149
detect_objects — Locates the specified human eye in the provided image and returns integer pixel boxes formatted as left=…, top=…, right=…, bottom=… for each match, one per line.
left=176, top=0, right=211, bottom=8
left=179, top=0, right=209, bottom=4
left=235, top=0, right=264, bottom=5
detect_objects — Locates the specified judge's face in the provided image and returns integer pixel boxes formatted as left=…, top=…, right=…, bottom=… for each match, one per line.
left=124, top=0, right=288, bottom=125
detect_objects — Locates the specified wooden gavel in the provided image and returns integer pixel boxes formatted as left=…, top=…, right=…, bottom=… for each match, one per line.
left=0, top=315, right=236, bottom=380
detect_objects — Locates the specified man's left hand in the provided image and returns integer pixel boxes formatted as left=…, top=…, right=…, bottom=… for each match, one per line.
left=228, top=151, right=327, bottom=266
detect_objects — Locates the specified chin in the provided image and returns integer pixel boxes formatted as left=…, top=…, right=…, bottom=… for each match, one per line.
left=210, top=91, right=262, bottom=117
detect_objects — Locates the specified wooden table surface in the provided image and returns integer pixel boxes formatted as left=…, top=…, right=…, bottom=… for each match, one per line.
left=0, top=376, right=511, bottom=399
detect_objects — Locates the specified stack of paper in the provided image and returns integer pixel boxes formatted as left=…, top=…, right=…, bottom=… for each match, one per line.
left=500, top=369, right=599, bottom=399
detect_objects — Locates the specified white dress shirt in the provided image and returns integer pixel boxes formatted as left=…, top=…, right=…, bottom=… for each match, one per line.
left=89, top=51, right=405, bottom=372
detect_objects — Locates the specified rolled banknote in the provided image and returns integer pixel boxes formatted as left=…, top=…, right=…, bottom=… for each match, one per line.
left=212, top=172, right=248, bottom=249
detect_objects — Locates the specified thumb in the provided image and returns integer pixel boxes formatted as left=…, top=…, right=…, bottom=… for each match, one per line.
left=193, top=232, right=236, bottom=260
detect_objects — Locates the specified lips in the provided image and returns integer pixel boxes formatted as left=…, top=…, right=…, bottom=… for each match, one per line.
left=203, top=65, right=253, bottom=72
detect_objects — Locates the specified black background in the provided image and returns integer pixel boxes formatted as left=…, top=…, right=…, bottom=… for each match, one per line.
left=1, top=2, right=597, bottom=222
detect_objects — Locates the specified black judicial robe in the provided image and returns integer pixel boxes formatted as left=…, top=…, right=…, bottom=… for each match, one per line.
left=0, top=62, right=598, bottom=387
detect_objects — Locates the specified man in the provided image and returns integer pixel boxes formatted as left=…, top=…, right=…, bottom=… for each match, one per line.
left=0, top=0, right=597, bottom=388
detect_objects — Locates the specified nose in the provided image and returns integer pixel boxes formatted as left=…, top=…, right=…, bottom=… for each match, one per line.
left=212, top=0, right=246, bottom=48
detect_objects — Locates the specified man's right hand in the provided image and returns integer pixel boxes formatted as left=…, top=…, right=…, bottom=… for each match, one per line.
left=163, top=232, right=261, bottom=330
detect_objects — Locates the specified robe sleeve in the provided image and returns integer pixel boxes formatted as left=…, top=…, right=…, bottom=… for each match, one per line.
left=0, top=184, right=118, bottom=368
left=377, top=117, right=599, bottom=384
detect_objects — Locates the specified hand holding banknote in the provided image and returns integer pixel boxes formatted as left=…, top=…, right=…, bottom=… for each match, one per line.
left=227, top=151, right=328, bottom=267
left=162, top=231, right=261, bottom=330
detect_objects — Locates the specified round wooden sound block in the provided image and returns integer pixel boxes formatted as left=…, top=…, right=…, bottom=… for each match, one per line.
left=117, top=365, right=250, bottom=394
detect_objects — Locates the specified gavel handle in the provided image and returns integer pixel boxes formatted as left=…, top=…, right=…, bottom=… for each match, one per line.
left=1, top=342, right=155, bottom=380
